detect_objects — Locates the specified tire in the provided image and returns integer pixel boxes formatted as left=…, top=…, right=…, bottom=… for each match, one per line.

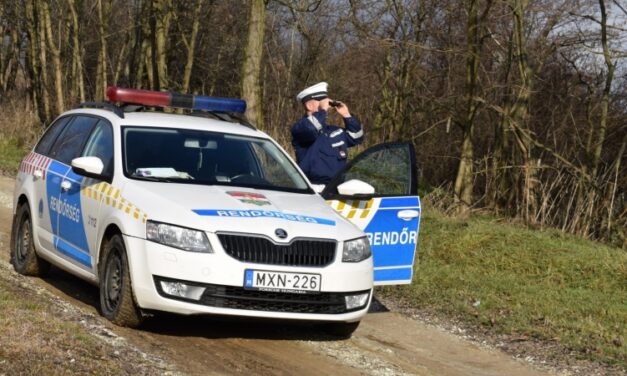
left=99, top=234, right=143, bottom=327
left=11, top=203, right=51, bottom=276
left=322, top=321, right=361, bottom=339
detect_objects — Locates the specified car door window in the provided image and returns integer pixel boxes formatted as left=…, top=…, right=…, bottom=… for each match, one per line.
left=82, top=120, right=114, bottom=177
left=323, top=142, right=417, bottom=198
left=50, top=116, right=98, bottom=165
left=34, top=116, right=73, bottom=156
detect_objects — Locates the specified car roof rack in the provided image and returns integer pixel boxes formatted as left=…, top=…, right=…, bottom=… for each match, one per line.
left=75, top=102, right=257, bottom=130
left=76, top=102, right=125, bottom=118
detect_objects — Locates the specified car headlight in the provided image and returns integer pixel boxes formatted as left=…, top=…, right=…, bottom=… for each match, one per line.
left=146, top=221, right=213, bottom=253
left=342, top=237, right=371, bottom=262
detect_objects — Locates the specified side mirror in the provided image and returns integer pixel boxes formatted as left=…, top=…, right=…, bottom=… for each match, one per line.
left=337, top=179, right=375, bottom=196
left=71, top=156, right=106, bottom=179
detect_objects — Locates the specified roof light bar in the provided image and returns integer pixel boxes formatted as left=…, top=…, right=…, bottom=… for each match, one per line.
left=106, top=86, right=247, bottom=113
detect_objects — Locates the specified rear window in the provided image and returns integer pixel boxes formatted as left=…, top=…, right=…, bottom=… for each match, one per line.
left=50, top=116, right=98, bottom=165
left=35, top=116, right=73, bottom=156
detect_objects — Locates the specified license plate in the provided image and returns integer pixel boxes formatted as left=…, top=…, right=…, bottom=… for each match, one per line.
left=244, top=269, right=321, bottom=294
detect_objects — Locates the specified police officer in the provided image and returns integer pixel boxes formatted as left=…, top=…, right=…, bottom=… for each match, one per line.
left=291, top=82, right=364, bottom=185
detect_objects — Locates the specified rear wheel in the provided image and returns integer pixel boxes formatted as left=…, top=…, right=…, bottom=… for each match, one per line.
left=11, top=203, right=50, bottom=276
left=322, top=321, right=361, bottom=339
left=99, top=234, right=143, bottom=327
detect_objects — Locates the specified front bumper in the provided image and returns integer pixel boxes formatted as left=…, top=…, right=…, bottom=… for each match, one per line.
left=124, top=234, right=373, bottom=322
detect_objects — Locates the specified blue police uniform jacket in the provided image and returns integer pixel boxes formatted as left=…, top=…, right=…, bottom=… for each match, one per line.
left=291, top=110, right=364, bottom=184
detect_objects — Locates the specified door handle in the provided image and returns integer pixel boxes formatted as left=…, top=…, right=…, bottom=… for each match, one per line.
left=397, top=209, right=419, bottom=221
left=33, top=170, right=43, bottom=179
left=60, top=180, right=72, bottom=191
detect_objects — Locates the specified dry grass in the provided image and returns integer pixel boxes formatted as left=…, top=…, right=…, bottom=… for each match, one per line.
left=0, top=94, right=44, bottom=176
left=0, top=264, right=168, bottom=375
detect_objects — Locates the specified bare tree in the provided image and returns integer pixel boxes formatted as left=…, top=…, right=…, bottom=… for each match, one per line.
left=241, top=0, right=267, bottom=128
left=453, top=0, right=492, bottom=215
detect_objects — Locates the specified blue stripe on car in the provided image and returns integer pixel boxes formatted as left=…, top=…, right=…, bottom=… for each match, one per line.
left=378, top=197, right=420, bottom=208
left=54, top=235, right=92, bottom=267
left=373, top=267, right=412, bottom=281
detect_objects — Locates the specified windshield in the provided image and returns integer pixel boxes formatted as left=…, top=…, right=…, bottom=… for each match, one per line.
left=122, top=126, right=311, bottom=193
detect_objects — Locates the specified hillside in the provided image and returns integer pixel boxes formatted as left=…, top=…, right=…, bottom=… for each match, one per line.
left=379, top=208, right=627, bottom=370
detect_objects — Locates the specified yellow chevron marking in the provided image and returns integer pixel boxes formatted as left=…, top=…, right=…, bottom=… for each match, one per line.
left=113, top=189, right=120, bottom=199
left=360, top=209, right=370, bottom=218
left=100, top=183, right=108, bottom=193
left=337, top=201, right=346, bottom=211
left=118, top=198, right=126, bottom=210
left=107, top=186, right=114, bottom=197
left=347, top=209, right=357, bottom=219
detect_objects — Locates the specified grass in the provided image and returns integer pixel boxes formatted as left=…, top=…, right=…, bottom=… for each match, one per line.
left=378, top=208, right=627, bottom=368
left=0, top=267, right=160, bottom=375
left=0, top=138, right=28, bottom=176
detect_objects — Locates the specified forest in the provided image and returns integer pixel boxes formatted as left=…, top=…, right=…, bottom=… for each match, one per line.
left=0, top=0, right=625, bottom=245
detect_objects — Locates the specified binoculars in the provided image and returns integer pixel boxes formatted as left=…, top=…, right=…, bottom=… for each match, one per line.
left=329, top=100, right=341, bottom=107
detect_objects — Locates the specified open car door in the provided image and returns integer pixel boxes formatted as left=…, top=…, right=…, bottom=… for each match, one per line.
left=322, top=142, right=420, bottom=285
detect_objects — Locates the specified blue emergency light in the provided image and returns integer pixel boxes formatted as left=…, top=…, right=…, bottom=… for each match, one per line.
left=106, top=86, right=247, bottom=113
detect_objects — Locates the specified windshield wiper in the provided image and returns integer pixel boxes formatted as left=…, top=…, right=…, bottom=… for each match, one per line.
left=130, top=175, right=180, bottom=182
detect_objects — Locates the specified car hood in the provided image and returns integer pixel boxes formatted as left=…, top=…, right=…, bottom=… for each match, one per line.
left=122, top=181, right=361, bottom=242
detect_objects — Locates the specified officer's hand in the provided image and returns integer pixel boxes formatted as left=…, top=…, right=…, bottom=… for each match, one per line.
left=319, top=98, right=331, bottom=111
left=336, top=102, right=351, bottom=118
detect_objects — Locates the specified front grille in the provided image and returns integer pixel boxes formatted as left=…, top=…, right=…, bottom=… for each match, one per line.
left=154, top=277, right=369, bottom=314
left=218, top=234, right=336, bottom=267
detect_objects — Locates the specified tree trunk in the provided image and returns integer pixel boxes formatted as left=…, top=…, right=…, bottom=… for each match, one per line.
left=113, top=37, right=130, bottom=86
left=453, top=0, right=481, bottom=216
left=67, top=0, right=85, bottom=102
left=1, top=24, right=19, bottom=92
left=511, top=0, right=539, bottom=223
left=0, top=5, right=4, bottom=91
left=144, top=38, right=154, bottom=90
left=35, top=1, right=51, bottom=122
left=487, top=26, right=514, bottom=212
left=181, top=0, right=203, bottom=93
left=96, top=0, right=109, bottom=101
left=241, top=0, right=266, bottom=128
left=41, top=1, right=64, bottom=114
left=151, top=0, right=171, bottom=91
left=374, top=50, right=395, bottom=143
left=591, top=0, right=615, bottom=179
left=24, top=0, right=41, bottom=120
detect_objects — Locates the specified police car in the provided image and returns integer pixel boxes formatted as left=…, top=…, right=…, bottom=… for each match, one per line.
left=10, top=87, right=420, bottom=337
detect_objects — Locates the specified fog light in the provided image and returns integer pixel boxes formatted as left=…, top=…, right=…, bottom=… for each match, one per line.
left=345, top=292, right=370, bottom=310
left=160, top=281, right=206, bottom=301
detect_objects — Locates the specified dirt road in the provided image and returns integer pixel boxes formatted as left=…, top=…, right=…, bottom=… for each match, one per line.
left=0, top=176, right=549, bottom=375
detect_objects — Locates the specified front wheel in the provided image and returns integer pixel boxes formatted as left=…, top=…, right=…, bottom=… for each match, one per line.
left=11, top=203, right=50, bottom=276
left=322, top=321, right=361, bottom=339
left=99, top=234, right=143, bottom=327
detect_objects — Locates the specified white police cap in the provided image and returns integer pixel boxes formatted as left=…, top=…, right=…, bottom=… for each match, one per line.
left=296, top=82, right=328, bottom=103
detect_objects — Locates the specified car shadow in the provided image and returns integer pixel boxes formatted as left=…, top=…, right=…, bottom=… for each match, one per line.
left=40, top=265, right=389, bottom=342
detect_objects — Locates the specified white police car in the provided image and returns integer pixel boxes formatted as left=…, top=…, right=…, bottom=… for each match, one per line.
left=10, top=87, right=420, bottom=337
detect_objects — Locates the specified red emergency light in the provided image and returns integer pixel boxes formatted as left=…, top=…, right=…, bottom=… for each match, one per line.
left=106, top=86, right=247, bottom=113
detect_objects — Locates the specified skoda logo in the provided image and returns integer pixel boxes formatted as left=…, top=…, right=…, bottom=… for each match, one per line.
left=275, top=228, right=288, bottom=239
